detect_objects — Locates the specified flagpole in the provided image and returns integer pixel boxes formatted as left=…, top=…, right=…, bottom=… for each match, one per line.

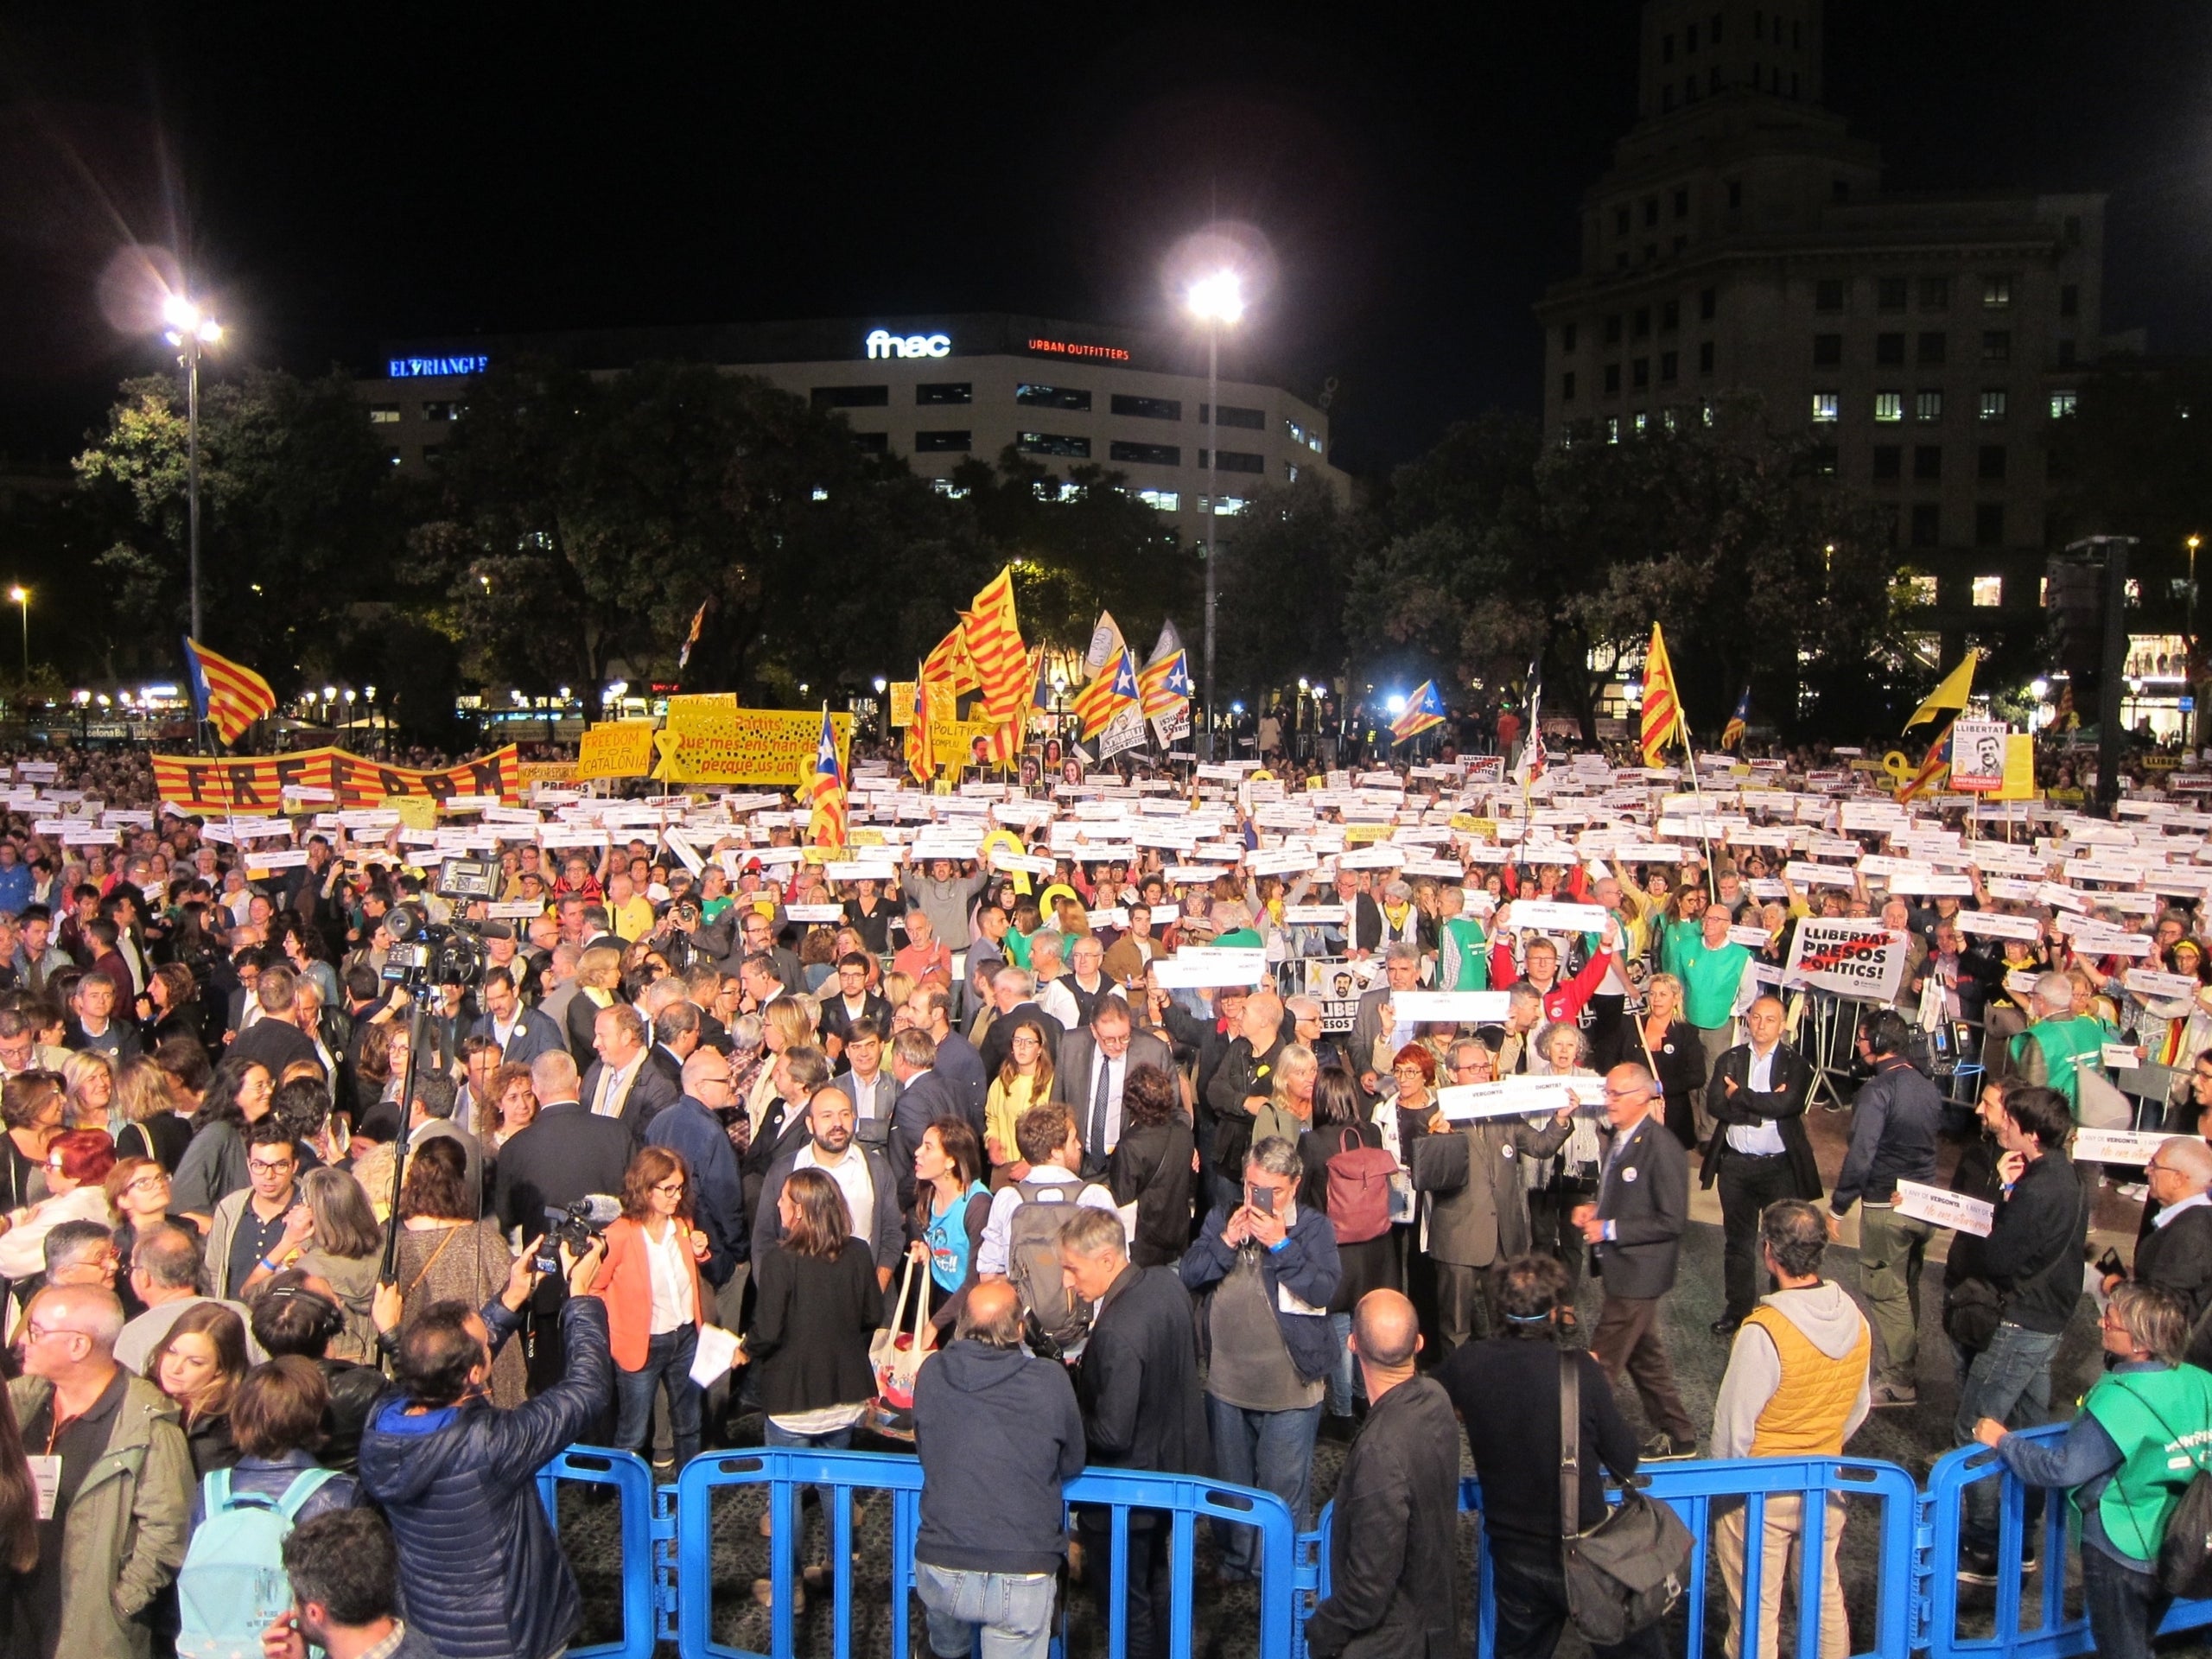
left=1679, top=718, right=1719, bottom=902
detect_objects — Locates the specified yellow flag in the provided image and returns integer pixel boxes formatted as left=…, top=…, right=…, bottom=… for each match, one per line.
left=1905, top=653, right=1976, bottom=730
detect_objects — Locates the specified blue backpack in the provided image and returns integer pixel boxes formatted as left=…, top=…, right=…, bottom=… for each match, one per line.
left=176, top=1465, right=338, bottom=1659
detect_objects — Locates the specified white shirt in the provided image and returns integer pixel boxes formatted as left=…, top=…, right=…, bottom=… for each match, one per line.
left=642, top=1219, right=695, bottom=1334
left=1036, top=977, right=1080, bottom=1032
left=490, top=1011, right=520, bottom=1052
left=976, top=1166, right=1116, bottom=1276
left=1726, top=1041, right=1788, bottom=1156
left=2154, top=1190, right=2212, bottom=1230
left=592, top=1053, right=643, bottom=1119
left=1082, top=1049, right=1129, bottom=1154
left=797, top=1141, right=875, bottom=1249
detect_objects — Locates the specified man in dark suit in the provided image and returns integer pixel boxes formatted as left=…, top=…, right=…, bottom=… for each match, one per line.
left=1702, top=994, right=1823, bottom=1335
left=493, top=1051, right=633, bottom=1235
left=903, top=985, right=988, bottom=1135
left=579, top=1001, right=681, bottom=1145
left=467, top=967, right=566, bottom=1069
left=1348, top=945, right=1423, bottom=1096
left=1058, top=1204, right=1207, bottom=1659
left=817, top=952, right=893, bottom=1072
left=645, top=1001, right=701, bottom=1091
left=739, top=1046, right=831, bottom=1227
left=830, top=1017, right=899, bottom=1128
left=2115, top=1135, right=2212, bottom=1368
left=1052, top=996, right=1174, bottom=1179
left=975, top=967, right=1065, bottom=1079
left=1573, top=1061, right=1699, bottom=1461
left=887, top=1027, right=964, bottom=1212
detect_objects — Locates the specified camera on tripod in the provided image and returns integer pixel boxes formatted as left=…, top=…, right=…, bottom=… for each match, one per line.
left=380, top=855, right=501, bottom=991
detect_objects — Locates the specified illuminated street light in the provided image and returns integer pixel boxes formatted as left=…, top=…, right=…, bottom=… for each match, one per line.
left=159, top=293, right=223, bottom=645
left=6, top=587, right=25, bottom=682
left=1187, top=267, right=1244, bottom=760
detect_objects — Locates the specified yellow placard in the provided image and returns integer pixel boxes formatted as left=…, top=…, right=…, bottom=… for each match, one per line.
left=576, top=721, right=657, bottom=781
left=1344, top=823, right=1395, bottom=844
left=394, top=797, right=440, bottom=832
left=888, top=683, right=917, bottom=728
left=930, top=717, right=1002, bottom=769
left=924, top=681, right=959, bottom=730
left=516, top=761, right=577, bottom=788
left=664, top=693, right=740, bottom=729
left=2145, top=753, right=2182, bottom=772
left=1993, top=733, right=2037, bottom=801
left=653, top=709, right=853, bottom=786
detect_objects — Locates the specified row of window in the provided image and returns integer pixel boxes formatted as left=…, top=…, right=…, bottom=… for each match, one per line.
left=808, top=383, right=1271, bottom=428
left=893, top=429, right=1271, bottom=472
left=1864, top=444, right=2012, bottom=482
left=1814, top=389, right=2018, bottom=423
left=367, top=402, right=461, bottom=423
left=1892, top=504, right=2010, bottom=549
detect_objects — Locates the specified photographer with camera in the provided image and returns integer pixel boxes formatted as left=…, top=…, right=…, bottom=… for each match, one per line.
left=359, top=1228, right=611, bottom=1659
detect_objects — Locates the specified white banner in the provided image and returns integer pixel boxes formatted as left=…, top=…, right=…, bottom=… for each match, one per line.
left=1954, top=911, right=2042, bottom=943
left=1098, top=702, right=1147, bottom=760
left=1437, top=1076, right=1585, bottom=1121
left=1386, top=991, right=1512, bottom=1024
left=1503, top=900, right=1610, bottom=933
left=2074, top=1128, right=2170, bottom=1166
left=1782, top=918, right=1908, bottom=1003
left=782, top=904, right=845, bottom=924
left=1151, top=955, right=1270, bottom=988
left=1893, top=1179, right=1993, bottom=1236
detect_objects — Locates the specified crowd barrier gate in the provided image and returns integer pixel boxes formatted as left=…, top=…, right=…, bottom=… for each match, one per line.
left=670, top=1446, right=1300, bottom=1659
left=533, top=1446, right=664, bottom=1659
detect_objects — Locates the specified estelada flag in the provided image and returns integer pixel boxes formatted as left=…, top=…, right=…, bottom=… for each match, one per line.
left=903, top=671, right=931, bottom=783
left=984, top=648, right=1041, bottom=766
left=807, top=704, right=848, bottom=849
left=1638, top=623, right=1687, bottom=766
left=1897, top=720, right=1954, bottom=804
left=1720, top=686, right=1751, bottom=751
left=1071, top=649, right=1140, bottom=741
left=959, top=567, right=1029, bottom=722
left=183, top=637, right=277, bottom=745
left=1138, top=620, right=1191, bottom=721
left=1389, top=680, right=1446, bottom=745
left=676, top=601, right=707, bottom=671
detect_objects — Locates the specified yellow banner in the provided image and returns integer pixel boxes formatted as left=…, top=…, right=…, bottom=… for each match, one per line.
left=517, top=761, right=577, bottom=788
left=924, top=681, right=959, bottom=730
left=653, top=709, right=853, bottom=786
left=931, top=717, right=1003, bottom=769
left=577, top=721, right=657, bottom=781
left=1993, top=734, right=2037, bottom=801
left=664, top=693, right=740, bottom=728
left=888, top=682, right=917, bottom=728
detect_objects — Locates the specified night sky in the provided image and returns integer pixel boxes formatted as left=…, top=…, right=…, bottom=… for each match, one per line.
left=3, top=1, right=2209, bottom=478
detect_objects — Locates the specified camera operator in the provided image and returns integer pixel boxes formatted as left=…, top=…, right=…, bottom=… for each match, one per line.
left=647, top=896, right=702, bottom=976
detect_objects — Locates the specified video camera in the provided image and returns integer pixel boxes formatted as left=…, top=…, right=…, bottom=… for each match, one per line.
left=534, top=1194, right=622, bottom=1274
left=381, top=855, right=501, bottom=991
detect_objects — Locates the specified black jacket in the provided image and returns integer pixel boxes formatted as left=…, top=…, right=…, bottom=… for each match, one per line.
left=914, top=1337, right=1087, bottom=1576
left=1107, top=1120, right=1198, bottom=1269
left=1205, top=1035, right=1284, bottom=1180
left=1979, top=1151, right=2088, bottom=1334
left=578, top=1054, right=681, bottom=1146
left=1830, top=1055, right=1943, bottom=1213
left=1305, top=1376, right=1461, bottom=1659
left=1701, top=1040, right=1823, bottom=1202
left=888, top=1070, right=963, bottom=1213
left=747, top=1239, right=883, bottom=1415
left=1436, top=1337, right=1640, bottom=1547
left=1075, top=1264, right=1209, bottom=1477
left=493, top=1101, right=635, bottom=1236
left=2133, top=1202, right=2212, bottom=1366
left=1588, top=1113, right=1688, bottom=1301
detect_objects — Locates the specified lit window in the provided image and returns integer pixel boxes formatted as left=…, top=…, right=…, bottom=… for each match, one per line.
left=1285, top=419, right=1323, bottom=452
left=1904, top=574, right=1938, bottom=606
left=1979, top=390, right=2008, bottom=423
left=1633, top=411, right=1649, bottom=433
left=1605, top=417, right=1621, bottom=443
left=368, top=405, right=402, bottom=424
left=2050, top=389, right=2079, bottom=418
left=1136, top=489, right=1180, bottom=512
left=1972, top=576, right=2003, bottom=607
left=1198, top=495, right=1246, bottom=517
left=1982, top=275, right=2012, bottom=308
left=1284, top=462, right=1300, bottom=482
left=1916, top=391, right=1944, bottom=423
left=1873, top=392, right=1904, bottom=423
left=1700, top=402, right=1713, bottom=426
left=2126, top=578, right=2142, bottom=603
left=810, top=487, right=830, bottom=502
left=1811, top=391, right=1839, bottom=423
left=929, top=478, right=970, bottom=499
left=1019, top=431, right=1091, bottom=458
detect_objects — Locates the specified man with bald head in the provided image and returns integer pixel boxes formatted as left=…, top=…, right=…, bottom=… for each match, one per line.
left=11, top=1283, right=194, bottom=1657
left=2112, top=1135, right=2212, bottom=1368
left=1303, top=1290, right=1461, bottom=1659
left=912, top=1277, right=1086, bottom=1659
left=645, top=1046, right=750, bottom=1309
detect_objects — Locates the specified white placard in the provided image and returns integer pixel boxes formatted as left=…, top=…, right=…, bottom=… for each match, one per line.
left=1086, top=907, right=1130, bottom=930
left=1151, top=955, right=1270, bottom=988
left=246, top=848, right=309, bottom=869
left=1949, top=720, right=2008, bottom=791
left=1893, top=1179, right=1994, bottom=1237
left=485, top=901, right=543, bottom=919
left=1954, top=911, right=2042, bottom=943
left=826, top=861, right=898, bottom=882
left=2101, top=1043, right=2141, bottom=1071
left=2073, top=1128, right=2170, bottom=1166
left=2125, top=969, right=2202, bottom=1001
left=1727, top=925, right=1770, bottom=948
left=1782, top=918, right=1909, bottom=1003
left=1338, top=846, right=1408, bottom=870
left=1283, top=905, right=1347, bottom=928
left=1386, top=991, right=1512, bottom=1024
left=783, top=904, right=845, bottom=924
left=1503, top=899, right=1610, bottom=933
left=1436, top=1076, right=1585, bottom=1121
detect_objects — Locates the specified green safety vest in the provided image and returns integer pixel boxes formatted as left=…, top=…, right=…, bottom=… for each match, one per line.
left=1439, top=918, right=1490, bottom=991
left=2079, top=1364, right=2212, bottom=1563
left=2011, top=1015, right=2107, bottom=1110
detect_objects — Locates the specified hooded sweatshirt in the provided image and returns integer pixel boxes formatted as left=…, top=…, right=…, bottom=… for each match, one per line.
left=1710, top=1280, right=1872, bottom=1461
left=912, top=1337, right=1087, bottom=1575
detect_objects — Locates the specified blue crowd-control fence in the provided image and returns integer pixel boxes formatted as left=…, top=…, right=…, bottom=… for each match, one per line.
left=1921, top=1427, right=2212, bottom=1659
left=1311, top=1454, right=1916, bottom=1659
left=670, top=1446, right=1300, bottom=1659
left=534, top=1436, right=2212, bottom=1658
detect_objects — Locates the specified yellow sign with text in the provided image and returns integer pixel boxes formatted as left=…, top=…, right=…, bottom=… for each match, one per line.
left=888, top=683, right=917, bottom=728
left=930, top=717, right=1003, bottom=770
left=576, top=721, right=657, bottom=781
left=1993, top=734, right=2037, bottom=801
left=653, top=709, right=853, bottom=786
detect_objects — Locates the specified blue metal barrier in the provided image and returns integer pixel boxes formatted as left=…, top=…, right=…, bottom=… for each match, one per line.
left=1311, top=1454, right=1916, bottom=1659
left=533, top=1444, right=661, bottom=1659
left=1923, top=1427, right=2212, bottom=1659
left=671, top=1446, right=1300, bottom=1659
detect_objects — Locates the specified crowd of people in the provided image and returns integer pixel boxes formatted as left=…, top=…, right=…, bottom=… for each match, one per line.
left=0, top=728, right=2205, bottom=1658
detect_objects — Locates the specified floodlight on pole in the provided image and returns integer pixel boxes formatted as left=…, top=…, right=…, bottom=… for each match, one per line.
left=159, top=291, right=223, bottom=651
left=1186, top=269, right=1244, bottom=761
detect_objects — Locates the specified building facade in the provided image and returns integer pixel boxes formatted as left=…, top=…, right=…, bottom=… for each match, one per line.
left=359, top=312, right=1347, bottom=542
left=1537, top=0, right=2113, bottom=662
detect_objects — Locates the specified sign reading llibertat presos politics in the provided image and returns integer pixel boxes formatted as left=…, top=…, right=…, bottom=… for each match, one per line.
left=1781, top=918, right=1910, bottom=1005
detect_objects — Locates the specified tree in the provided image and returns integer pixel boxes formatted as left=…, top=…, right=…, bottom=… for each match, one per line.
left=1216, top=474, right=1364, bottom=698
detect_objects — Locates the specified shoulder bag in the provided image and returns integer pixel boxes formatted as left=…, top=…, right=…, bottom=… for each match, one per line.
left=1558, top=1350, right=1694, bottom=1646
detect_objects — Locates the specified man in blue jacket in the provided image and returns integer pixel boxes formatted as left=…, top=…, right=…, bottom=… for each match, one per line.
left=358, top=1234, right=611, bottom=1659
left=912, top=1279, right=1087, bottom=1659
left=1180, top=1134, right=1341, bottom=1581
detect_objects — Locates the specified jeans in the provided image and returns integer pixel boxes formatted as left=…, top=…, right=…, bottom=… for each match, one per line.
left=914, top=1560, right=1058, bottom=1659
left=1205, top=1395, right=1322, bottom=1579
left=1953, top=1322, right=2062, bottom=1551
left=1077, top=1507, right=1172, bottom=1659
left=762, top=1419, right=855, bottom=1573
left=1324, top=1312, right=1362, bottom=1418
left=2082, top=1543, right=2172, bottom=1659
left=1854, top=1204, right=1931, bottom=1387
left=613, top=1325, right=702, bottom=1471
left=1488, top=1531, right=1667, bottom=1659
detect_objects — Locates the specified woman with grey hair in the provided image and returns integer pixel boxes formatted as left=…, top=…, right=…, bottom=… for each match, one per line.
left=1526, top=1020, right=1605, bottom=1307
left=717, top=1014, right=766, bottom=1156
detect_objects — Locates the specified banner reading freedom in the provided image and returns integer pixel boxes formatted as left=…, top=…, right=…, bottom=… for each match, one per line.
left=575, top=721, right=657, bottom=781
left=654, top=709, right=854, bottom=786
left=153, top=746, right=521, bottom=812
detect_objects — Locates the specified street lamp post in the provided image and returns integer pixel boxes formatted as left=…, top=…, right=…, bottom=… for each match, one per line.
left=161, top=296, right=223, bottom=645
left=1187, top=270, right=1244, bottom=761
left=7, top=588, right=26, bottom=683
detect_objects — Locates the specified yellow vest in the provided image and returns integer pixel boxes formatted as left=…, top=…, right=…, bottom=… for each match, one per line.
left=1743, top=1303, right=1871, bottom=1457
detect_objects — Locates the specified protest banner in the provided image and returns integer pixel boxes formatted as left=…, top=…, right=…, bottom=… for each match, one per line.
left=575, top=721, right=657, bottom=781
left=1437, top=1077, right=1585, bottom=1121
left=654, top=709, right=853, bottom=786
left=154, top=746, right=521, bottom=812
left=1782, top=917, right=1909, bottom=1003
left=1894, top=1179, right=1993, bottom=1236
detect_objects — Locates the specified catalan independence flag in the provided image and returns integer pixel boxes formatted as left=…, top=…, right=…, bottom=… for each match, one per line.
left=1720, top=685, right=1751, bottom=750
left=1137, top=620, right=1191, bottom=721
left=959, top=567, right=1031, bottom=722
left=1897, top=718, right=1954, bottom=804
left=1638, top=623, right=1687, bottom=766
left=182, top=638, right=277, bottom=746
left=1071, top=648, right=1140, bottom=741
left=1389, top=679, right=1447, bottom=745
left=808, top=703, right=848, bottom=849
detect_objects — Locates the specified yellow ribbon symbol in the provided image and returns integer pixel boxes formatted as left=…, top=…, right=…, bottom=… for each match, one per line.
left=1881, top=751, right=1916, bottom=792
left=979, top=828, right=1031, bottom=895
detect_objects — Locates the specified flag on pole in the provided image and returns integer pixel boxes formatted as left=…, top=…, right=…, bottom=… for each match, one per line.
left=959, top=567, right=1030, bottom=721
left=808, top=703, right=848, bottom=848
left=1513, top=683, right=1548, bottom=791
left=1083, top=612, right=1127, bottom=679
left=1720, top=685, right=1751, bottom=750
left=1638, top=623, right=1688, bottom=765
left=903, top=672, right=931, bottom=784
left=922, top=622, right=979, bottom=694
left=1897, top=719, right=1954, bottom=804
left=1905, top=652, right=1976, bottom=730
left=182, top=638, right=277, bottom=745
left=984, top=648, right=1041, bottom=766
left=1137, top=620, right=1191, bottom=720
left=1072, top=648, right=1141, bottom=741
left=676, top=601, right=707, bottom=671
left=1389, top=680, right=1447, bottom=745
